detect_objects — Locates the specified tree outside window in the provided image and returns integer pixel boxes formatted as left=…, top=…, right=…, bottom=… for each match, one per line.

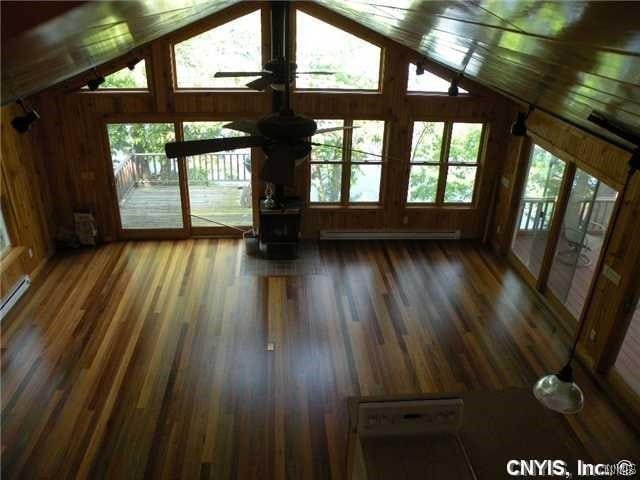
left=309, top=119, right=385, bottom=204
left=408, top=121, right=484, bottom=205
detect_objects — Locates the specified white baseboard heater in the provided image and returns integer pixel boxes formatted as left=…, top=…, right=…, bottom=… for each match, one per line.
left=0, top=275, right=31, bottom=321
left=319, top=230, right=461, bottom=240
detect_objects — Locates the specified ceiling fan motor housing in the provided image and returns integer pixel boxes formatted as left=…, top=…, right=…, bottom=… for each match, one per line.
left=257, top=112, right=317, bottom=139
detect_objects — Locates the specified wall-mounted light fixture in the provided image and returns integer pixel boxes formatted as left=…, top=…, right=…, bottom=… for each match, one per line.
left=11, top=98, right=40, bottom=133
left=415, top=62, right=425, bottom=76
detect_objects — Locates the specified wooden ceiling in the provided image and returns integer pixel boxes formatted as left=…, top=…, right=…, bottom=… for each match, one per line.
left=317, top=0, right=640, bottom=148
left=2, top=0, right=639, bottom=147
left=1, top=0, right=239, bottom=103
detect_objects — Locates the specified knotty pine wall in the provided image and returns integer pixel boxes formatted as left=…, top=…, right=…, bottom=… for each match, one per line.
left=23, top=1, right=512, bottom=243
left=0, top=104, right=55, bottom=295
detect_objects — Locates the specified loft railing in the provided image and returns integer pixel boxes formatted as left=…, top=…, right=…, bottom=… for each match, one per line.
left=113, top=152, right=251, bottom=201
left=517, top=196, right=616, bottom=233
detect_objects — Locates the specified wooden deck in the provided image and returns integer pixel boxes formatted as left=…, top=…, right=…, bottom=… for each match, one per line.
left=119, top=183, right=252, bottom=229
left=2, top=240, right=638, bottom=478
left=615, top=305, right=640, bottom=396
left=512, top=232, right=602, bottom=318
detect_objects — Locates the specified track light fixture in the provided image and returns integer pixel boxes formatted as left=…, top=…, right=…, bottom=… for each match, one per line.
left=415, top=62, right=425, bottom=75
left=11, top=98, right=40, bottom=133
left=126, top=57, right=141, bottom=71
left=511, top=106, right=533, bottom=136
left=448, top=76, right=460, bottom=97
left=86, top=68, right=105, bottom=91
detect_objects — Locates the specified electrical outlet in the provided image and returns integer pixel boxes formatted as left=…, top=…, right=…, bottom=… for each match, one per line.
left=602, top=265, right=621, bottom=285
left=589, top=329, right=596, bottom=341
left=28, top=248, right=33, bottom=258
left=497, top=225, right=502, bottom=234
left=402, top=216, right=408, bottom=225
left=501, top=176, right=510, bottom=188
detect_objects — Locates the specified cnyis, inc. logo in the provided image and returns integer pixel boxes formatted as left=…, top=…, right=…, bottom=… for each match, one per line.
left=507, top=459, right=637, bottom=478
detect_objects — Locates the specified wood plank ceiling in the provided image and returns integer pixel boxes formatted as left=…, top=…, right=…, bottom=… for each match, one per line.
left=317, top=0, right=640, bottom=148
left=1, top=0, right=639, bottom=148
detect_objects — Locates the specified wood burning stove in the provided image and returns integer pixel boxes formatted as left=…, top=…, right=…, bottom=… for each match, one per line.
left=259, top=197, right=303, bottom=259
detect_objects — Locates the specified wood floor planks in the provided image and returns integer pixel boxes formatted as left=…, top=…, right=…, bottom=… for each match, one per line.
left=1, top=239, right=638, bottom=479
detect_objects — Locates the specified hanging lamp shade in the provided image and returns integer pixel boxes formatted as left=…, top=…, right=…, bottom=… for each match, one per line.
left=533, top=365, right=584, bottom=414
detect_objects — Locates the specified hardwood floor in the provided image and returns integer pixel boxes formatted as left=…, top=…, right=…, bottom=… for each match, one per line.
left=2, top=240, right=638, bottom=479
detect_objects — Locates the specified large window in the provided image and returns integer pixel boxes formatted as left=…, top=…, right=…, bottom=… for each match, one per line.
left=174, top=10, right=262, bottom=89
left=295, top=10, right=381, bottom=90
left=407, top=63, right=468, bottom=94
left=407, top=122, right=483, bottom=205
left=310, top=120, right=385, bottom=204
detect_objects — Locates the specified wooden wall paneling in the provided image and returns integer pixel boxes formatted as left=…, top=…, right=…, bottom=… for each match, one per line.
left=23, top=0, right=513, bottom=243
left=582, top=171, right=640, bottom=365
left=0, top=104, right=55, bottom=289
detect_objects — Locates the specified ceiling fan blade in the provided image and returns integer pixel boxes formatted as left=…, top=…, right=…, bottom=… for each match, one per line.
left=246, top=75, right=274, bottom=91
left=165, top=136, right=265, bottom=158
left=214, top=71, right=268, bottom=78
left=313, top=126, right=358, bottom=135
left=223, top=120, right=259, bottom=135
left=307, top=141, right=394, bottom=161
left=295, top=71, right=335, bottom=75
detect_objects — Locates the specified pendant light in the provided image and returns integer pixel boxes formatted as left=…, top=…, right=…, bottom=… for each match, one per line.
left=534, top=148, right=640, bottom=414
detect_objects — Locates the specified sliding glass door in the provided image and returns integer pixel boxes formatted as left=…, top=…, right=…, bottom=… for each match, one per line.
left=546, top=170, right=618, bottom=318
left=512, top=145, right=566, bottom=279
left=511, top=142, right=620, bottom=323
left=107, top=123, right=184, bottom=232
left=183, top=122, right=253, bottom=230
left=106, top=120, right=255, bottom=236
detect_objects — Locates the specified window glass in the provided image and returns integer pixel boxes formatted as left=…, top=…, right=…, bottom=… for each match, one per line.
left=183, top=122, right=253, bottom=227
left=102, top=60, right=148, bottom=89
left=107, top=123, right=183, bottom=229
left=296, top=11, right=381, bottom=90
left=174, top=10, right=262, bottom=89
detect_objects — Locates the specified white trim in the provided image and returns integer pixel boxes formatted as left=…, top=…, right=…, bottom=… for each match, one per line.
left=0, top=275, right=31, bottom=321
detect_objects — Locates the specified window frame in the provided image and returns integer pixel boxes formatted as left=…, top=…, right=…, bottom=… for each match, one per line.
left=308, top=118, right=387, bottom=207
left=292, top=7, right=385, bottom=93
left=406, top=120, right=486, bottom=208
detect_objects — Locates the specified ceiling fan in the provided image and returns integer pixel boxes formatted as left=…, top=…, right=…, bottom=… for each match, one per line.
left=214, top=58, right=334, bottom=91
left=164, top=1, right=353, bottom=187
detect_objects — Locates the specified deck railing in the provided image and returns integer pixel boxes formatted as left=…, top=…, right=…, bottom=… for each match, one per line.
left=517, top=196, right=616, bottom=233
left=113, top=152, right=251, bottom=201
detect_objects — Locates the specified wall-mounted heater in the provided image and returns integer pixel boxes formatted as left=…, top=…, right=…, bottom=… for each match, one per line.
left=0, top=275, right=31, bottom=321
left=320, top=230, right=461, bottom=240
